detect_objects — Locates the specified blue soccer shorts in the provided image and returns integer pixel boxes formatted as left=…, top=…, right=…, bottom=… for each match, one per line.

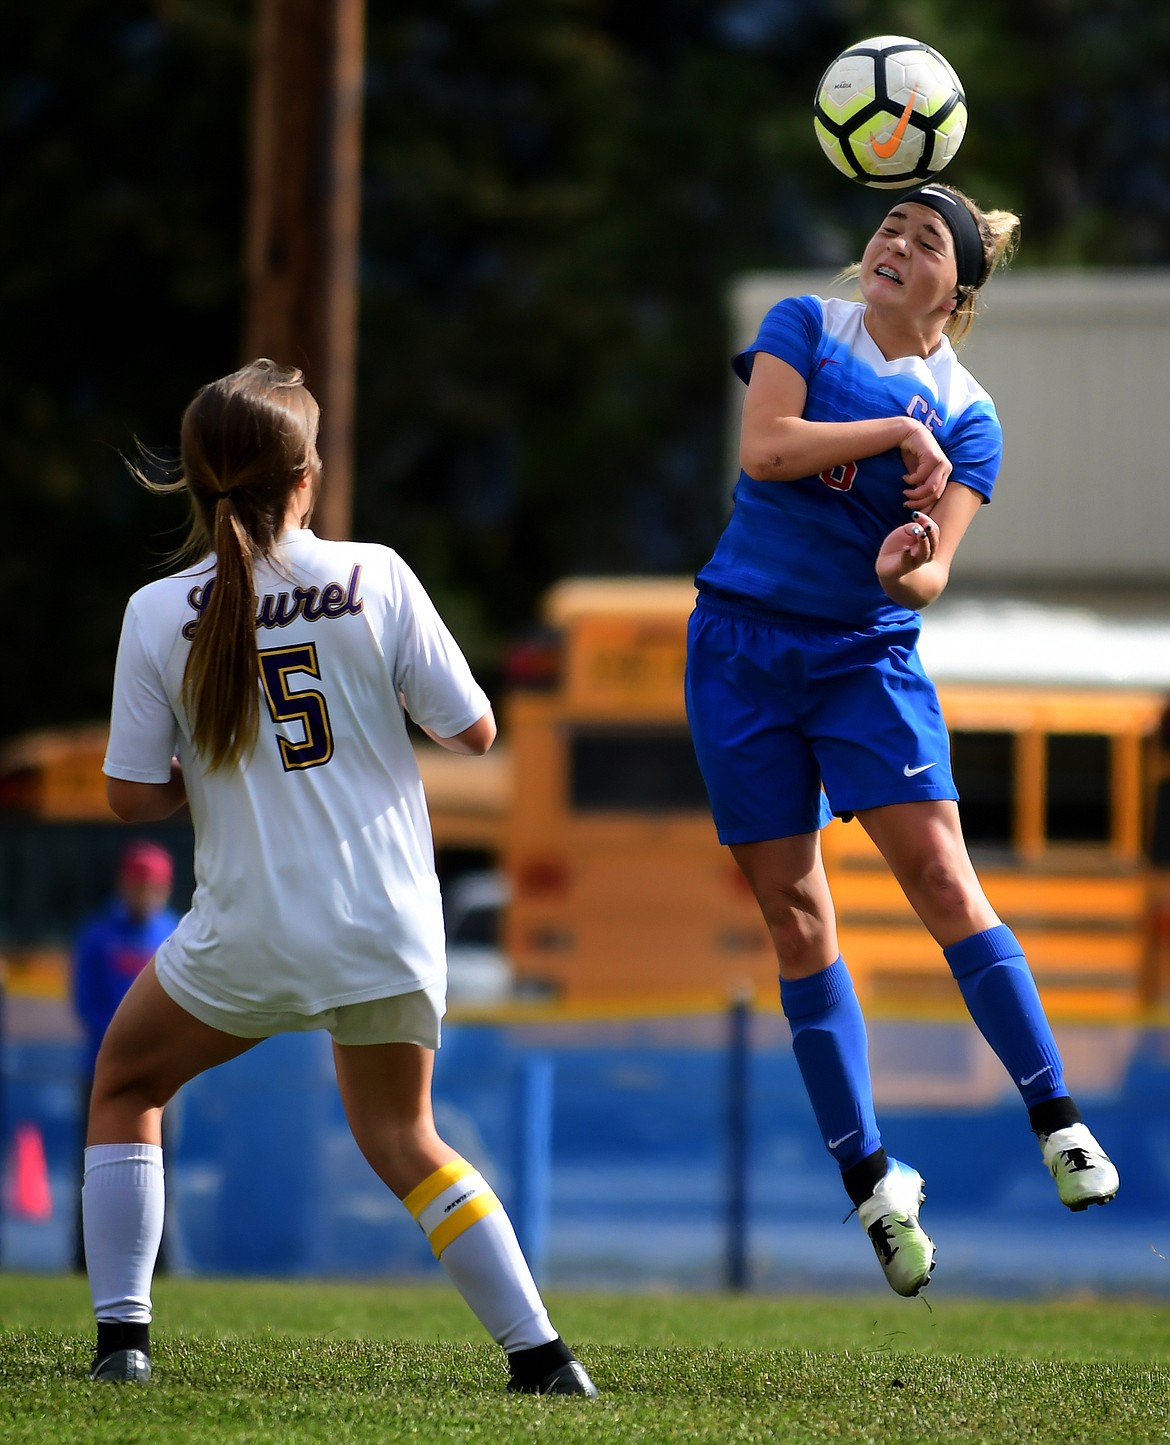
left=684, top=593, right=957, bottom=845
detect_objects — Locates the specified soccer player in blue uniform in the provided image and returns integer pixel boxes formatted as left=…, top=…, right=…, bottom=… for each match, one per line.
left=685, top=182, right=1119, bottom=1297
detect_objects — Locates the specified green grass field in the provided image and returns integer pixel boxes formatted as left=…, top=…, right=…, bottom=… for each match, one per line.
left=4, top=1274, right=1170, bottom=1443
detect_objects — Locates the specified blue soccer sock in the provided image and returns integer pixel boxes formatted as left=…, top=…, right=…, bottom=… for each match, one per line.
left=944, top=925, right=1068, bottom=1109
left=779, top=957, right=882, bottom=1175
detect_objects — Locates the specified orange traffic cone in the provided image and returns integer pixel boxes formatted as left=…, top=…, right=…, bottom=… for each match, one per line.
left=6, top=1123, right=53, bottom=1221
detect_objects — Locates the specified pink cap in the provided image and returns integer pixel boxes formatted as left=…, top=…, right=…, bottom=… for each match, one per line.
left=119, top=841, right=174, bottom=886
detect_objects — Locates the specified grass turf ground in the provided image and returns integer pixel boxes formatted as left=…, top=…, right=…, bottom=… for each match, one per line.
left=3, top=1275, right=1170, bottom=1443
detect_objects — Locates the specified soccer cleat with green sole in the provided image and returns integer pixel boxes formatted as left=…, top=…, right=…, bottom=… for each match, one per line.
left=1040, top=1123, right=1119, bottom=1210
left=857, top=1158, right=936, bottom=1298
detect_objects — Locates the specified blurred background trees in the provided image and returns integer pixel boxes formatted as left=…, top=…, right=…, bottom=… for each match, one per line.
left=3, top=0, right=1170, bottom=739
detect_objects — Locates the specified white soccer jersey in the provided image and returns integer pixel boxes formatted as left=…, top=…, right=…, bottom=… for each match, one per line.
left=104, top=529, right=490, bottom=1020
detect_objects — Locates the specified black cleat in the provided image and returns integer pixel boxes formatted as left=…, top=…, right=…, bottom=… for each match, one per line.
left=89, top=1348, right=152, bottom=1383
left=507, top=1359, right=598, bottom=1397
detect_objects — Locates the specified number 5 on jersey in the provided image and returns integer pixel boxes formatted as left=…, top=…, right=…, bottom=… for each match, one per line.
left=259, top=643, right=334, bottom=770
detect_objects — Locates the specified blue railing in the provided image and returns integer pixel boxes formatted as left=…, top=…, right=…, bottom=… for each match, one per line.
left=4, top=1006, right=1169, bottom=1296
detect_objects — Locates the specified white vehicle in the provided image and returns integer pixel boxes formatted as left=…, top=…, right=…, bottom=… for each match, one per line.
left=443, top=870, right=513, bottom=1006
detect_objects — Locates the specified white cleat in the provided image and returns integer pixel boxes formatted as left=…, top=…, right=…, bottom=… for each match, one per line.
left=857, top=1158, right=936, bottom=1297
left=1040, top=1123, right=1119, bottom=1211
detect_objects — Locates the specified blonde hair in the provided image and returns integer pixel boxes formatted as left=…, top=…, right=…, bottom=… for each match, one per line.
left=133, top=359, right=322, bottom=770
left=944, top=185, right=1020, bottom=342
left=839, top=183, right=1021, bottom=344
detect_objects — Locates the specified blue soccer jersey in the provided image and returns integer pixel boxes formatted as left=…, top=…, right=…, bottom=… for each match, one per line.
left=696, top=295, right=1003, bottom=627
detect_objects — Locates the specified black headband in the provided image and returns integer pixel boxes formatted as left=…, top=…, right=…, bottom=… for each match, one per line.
left=897, top=184, right=986, bottom=292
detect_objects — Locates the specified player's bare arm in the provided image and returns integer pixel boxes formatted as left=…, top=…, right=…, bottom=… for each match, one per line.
left=875, top=480, right=983, bottom=609
left=419, top=707, right=497, bottom=756
left=106, top=759, right=188, bottom=822
left=740, top=353, right=950, bottom=509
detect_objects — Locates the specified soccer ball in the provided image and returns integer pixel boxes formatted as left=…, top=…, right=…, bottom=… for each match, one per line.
left=814, top=36, right=967, bottom=189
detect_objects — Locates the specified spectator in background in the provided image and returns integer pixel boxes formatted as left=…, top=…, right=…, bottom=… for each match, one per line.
left=74, top=842, right=179, bottom=1079
left=71, top=841, right=178, bottom=1269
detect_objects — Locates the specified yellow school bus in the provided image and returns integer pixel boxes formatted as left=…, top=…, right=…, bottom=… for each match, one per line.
left=5, top=581, right=1170, bottom=1021
left=501, top=578, right=1170, bottom=1019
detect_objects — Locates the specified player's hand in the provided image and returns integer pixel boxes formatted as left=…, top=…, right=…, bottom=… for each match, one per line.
left=898, top=419, right=951, bottom=509
left=875, top=511, right=938, bottom=580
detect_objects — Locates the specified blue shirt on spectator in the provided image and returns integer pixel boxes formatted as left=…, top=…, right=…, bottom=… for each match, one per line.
left=73, top=897, right=179, bottom=1073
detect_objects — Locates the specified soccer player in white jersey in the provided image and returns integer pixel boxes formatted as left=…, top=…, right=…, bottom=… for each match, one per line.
left=84, top=359, right=596, bottom=1397
left=685, top=183, right=1119, bottom=1298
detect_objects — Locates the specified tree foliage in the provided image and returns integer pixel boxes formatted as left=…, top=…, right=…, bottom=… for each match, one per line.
left=1, top=1, right=249, bottom=737
left=3, top=0, right=1169, bottom=738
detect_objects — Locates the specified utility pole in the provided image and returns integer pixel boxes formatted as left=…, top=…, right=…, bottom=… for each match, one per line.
left=243, top=0, right=365, bottom=540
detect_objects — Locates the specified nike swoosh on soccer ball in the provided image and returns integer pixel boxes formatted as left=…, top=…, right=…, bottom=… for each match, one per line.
left=871, top=88, right=919, bottom=160
left=903, top=762, right=936, bottom=776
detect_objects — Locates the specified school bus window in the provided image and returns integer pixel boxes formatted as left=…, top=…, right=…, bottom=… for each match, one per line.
left=1046, top=733, right=1111, bottom=844
left=1151, top=780, right=1170, bottom=865
left=568, top=726, right=709, bottom=812
left=950, top=730, right=1014, bottom=848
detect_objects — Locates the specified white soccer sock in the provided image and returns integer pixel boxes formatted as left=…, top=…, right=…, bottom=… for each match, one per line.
left=404, top=1159, right=558, bottom=1351
left=82, top=1143, right=165, bottom=1323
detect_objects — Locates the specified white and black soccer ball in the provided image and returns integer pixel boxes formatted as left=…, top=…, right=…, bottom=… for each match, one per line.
left=814, top=36, right=967, bottom=189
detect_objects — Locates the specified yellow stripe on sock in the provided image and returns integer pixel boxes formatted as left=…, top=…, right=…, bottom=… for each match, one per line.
left=403, top=1159, right=476, bottom=1221
left=427, top=1191, right=502, bottom=1258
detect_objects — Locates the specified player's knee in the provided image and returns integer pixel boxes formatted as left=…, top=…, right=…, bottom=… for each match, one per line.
left=89, top=1074, right=162, bottom=1118
left=348, top=1115, right=437, bottom=1177
left=765, top=908, right=835, bottom=975
left=90, top=1045, right=173, bottom=1116
left=914, top=854, right=981, bottom=918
